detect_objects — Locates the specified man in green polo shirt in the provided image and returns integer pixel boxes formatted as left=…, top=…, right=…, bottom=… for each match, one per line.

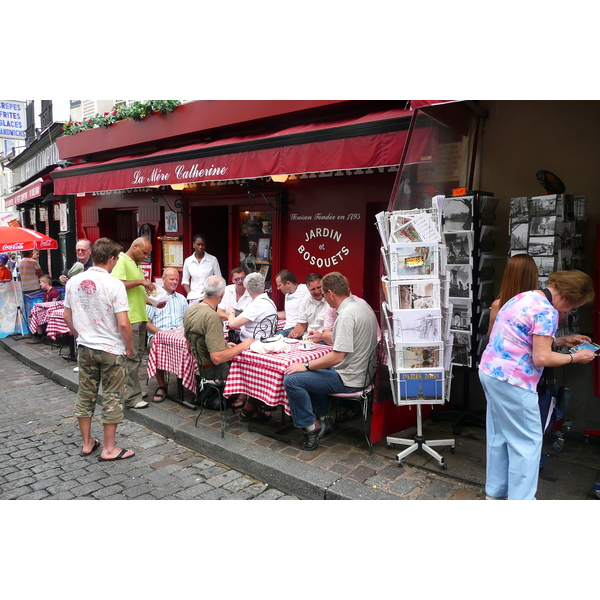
left=111, top=237, right=155, bottom=409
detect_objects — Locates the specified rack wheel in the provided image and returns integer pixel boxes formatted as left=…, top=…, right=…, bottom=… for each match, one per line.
left=387, top=443, right=395, bottom=449
left=553, top=439, right=564, bottom=452
left=397, top=460, right=404, bottom=467
left=450, top=446, right=456, bottom=454
left=439, top=459, right=447, bottom=470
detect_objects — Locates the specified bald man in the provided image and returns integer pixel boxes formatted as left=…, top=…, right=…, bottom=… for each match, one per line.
left=111, top=237, right=156, bottom=409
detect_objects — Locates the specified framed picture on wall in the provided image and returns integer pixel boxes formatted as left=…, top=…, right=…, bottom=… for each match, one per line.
left=165, top=211, right=178, bottom=233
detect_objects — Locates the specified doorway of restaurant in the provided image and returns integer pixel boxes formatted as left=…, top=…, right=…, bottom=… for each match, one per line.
left=189, top=205, right=230, bottom=278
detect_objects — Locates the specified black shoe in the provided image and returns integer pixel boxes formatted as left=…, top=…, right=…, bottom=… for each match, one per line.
left=336, top=407, right=357, bottom=423
left=302, top=421, right=326, bottom=451
left=319, top=416, right=334, bottom=435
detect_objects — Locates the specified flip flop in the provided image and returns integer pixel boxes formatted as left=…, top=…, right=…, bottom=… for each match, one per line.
left=81, top=439, right=101, bottom=456
left=98, top=448, right=135, bottom=462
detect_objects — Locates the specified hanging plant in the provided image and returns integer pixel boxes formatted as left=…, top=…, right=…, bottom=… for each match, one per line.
left=62, top=100, right=181, bottom=135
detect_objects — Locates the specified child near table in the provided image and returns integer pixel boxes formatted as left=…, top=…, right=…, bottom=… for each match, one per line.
left=27, top=275, right=61, bottom=344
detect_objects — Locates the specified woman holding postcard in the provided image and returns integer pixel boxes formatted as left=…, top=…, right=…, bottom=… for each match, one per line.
left=479, top=270, right=595, bottom=500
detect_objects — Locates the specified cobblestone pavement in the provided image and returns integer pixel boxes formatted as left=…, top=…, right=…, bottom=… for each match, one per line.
left=0, top=349, right=297, bottom=500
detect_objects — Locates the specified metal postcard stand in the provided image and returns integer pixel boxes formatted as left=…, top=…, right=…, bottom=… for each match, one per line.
left=377, top=205, right=456, bottom=469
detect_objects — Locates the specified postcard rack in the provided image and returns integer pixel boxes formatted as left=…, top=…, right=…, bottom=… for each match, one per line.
left=439, top=191, right=500, bottom=370
left=508, top=193, right=587, bottom=338
left=376, top=203, right=456, bottom=468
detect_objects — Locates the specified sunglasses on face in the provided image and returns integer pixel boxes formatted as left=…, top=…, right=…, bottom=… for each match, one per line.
left=234, top=276, right=246, bottom=282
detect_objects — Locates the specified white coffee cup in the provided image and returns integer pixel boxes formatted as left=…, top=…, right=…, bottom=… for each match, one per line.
left=301, top=340, right=315, bottom=351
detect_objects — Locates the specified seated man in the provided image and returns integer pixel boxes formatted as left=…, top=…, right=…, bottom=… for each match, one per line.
left=275, top=269, right=309, bottom=336
left=145, top=267, right=189, bottom=403
left=284, top=272, right=378, bottom=451
left=216, top=267, right=252, bottom=321
left=287, top=273, right=327, bottom=340
left=27, top=275, right=62, bottom=344
left=226, top=272, right=277, bottom=341
left=184, top=275, right=270, bottom=421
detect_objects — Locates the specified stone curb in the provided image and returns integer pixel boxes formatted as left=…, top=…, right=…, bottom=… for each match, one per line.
left=0, top=336, right=399, bottom=500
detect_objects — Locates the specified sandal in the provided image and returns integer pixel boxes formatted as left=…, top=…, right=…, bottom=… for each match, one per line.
left=231, top=393, right=248, bottom=409
left=152, top=386, right=168, bottom=403
left=239, top=405, right=272, bottom=422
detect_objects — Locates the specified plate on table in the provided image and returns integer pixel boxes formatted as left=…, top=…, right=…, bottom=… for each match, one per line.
left=286, top=338, right=299, bottom=343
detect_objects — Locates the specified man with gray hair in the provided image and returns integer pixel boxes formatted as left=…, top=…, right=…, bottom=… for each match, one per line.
left=226, top=272, right=277, bottom=341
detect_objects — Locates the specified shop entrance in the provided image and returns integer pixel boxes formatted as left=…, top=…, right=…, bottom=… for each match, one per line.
left=190, top=205, right=230, bottom=278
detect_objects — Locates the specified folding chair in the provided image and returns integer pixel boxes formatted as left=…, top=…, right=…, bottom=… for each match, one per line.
left=253, top=314, right=278, bottom=340
left=328, top=342, right=380, bottom=455
left=184, top=328, right=229, bottom=438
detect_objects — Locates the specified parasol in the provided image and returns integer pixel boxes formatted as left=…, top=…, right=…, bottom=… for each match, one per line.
left=0, top=227, right=58, bottom=253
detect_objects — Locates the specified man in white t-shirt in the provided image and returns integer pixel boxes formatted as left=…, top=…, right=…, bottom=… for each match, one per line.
left=64, top=237, right=134, bottom=462
left=287, top=273, right=327, bottom=340
left=275, top=269, right=309, bottom=336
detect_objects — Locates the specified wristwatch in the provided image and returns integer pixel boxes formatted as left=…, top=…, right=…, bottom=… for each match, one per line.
left=305, top=361, right=310, bottom=371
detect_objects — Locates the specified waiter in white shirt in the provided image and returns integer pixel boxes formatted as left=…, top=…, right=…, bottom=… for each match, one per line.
left=182, top=234, right=222, bottom=304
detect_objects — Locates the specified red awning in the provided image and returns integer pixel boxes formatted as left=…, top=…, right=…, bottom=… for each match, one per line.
left=4, top=178, right=43, bottom=208
left=52, top=109, right=430, bottom=195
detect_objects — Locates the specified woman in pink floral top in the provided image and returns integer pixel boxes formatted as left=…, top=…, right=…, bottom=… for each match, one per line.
left=479, top=270, right=595, bottom=500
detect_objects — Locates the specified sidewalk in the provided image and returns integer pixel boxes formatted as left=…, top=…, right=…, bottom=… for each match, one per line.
left=2, top=333, right=599, bottom=500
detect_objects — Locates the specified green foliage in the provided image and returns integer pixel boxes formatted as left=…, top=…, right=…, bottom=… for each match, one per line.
left=62, top=100, right=181, bottom=135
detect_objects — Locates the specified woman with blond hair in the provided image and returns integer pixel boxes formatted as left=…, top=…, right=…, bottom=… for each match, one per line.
left=479, top=269, right=596, bottom=500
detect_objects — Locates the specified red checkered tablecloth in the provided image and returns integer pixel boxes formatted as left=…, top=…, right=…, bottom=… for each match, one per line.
left=29, top=301, right=64, bottom=333
left=147, top=327, right=198, bottom=393
left=45, top=307, right=71, bottom=340
left=223, top=343, right=332, bottom=415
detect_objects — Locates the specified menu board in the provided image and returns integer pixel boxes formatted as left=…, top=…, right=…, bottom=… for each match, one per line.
left=162, top=240, right=183, bottom=268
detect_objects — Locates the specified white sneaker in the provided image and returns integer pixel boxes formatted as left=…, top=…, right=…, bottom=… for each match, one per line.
left=131, top=400, right=149, bottom=409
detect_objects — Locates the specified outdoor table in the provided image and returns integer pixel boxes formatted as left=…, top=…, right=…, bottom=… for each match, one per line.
left=45, top=306, right=76, bottom=361
left=28, top=300, right=64, bottom=334
left=146, top=327, right=198, bottom=409
left=223, top=342, right=332, bottom=416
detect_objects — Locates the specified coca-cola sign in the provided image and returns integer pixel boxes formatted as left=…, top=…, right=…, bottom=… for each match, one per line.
left=0, top=242, right=25, bottom=251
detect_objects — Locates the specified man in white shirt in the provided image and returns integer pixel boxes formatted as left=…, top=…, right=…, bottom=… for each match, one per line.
left=146, top=267, right=189, bottom=403
left=275, top=269, right=309, bottom=336
left=217, top=267, right=252, bottom=321
left=182, top=234, right=222, bottom=303
left=63, top=237, right=134, bottom=462
left=287, top=273, right=327, bottom=340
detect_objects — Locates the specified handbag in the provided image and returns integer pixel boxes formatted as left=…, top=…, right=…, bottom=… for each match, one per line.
left=228, top=329, right=241, bottom=344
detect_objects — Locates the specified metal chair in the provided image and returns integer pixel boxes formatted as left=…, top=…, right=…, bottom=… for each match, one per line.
left=253, top=314, right=278, bottom=340
left=184, top=328, right=229, bottom=438
left=328, top=342, right=380, bottom=455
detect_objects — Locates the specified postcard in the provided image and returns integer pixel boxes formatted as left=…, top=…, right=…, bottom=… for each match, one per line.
left=396, top=369, right=445, bottom=405
left=391, top=308, right=441, bottom=343
left=387, top=243, right=439, bottom=280
left=394, top=343, right=443, bottom=369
